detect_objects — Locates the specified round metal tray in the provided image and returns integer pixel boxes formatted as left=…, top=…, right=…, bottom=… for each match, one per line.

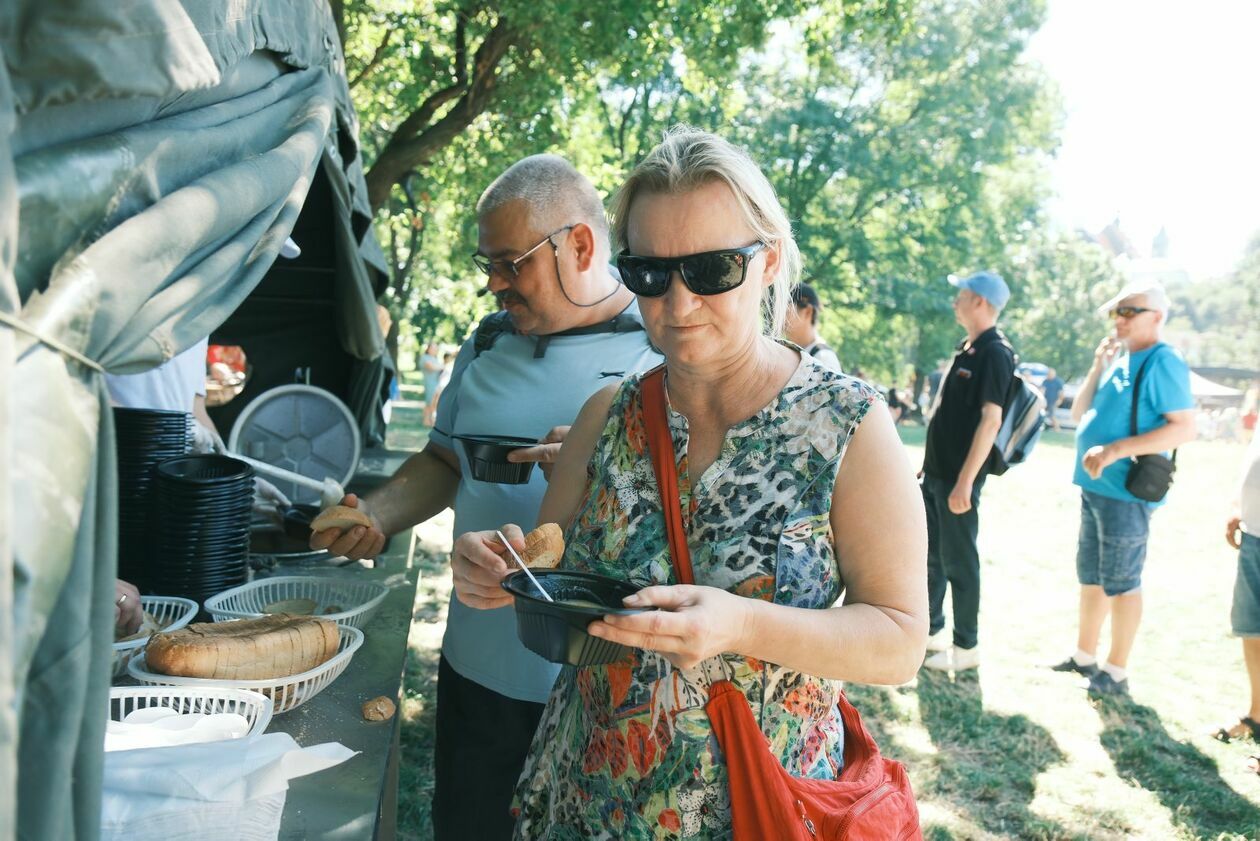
left=229, top=384, right=360, bottom=504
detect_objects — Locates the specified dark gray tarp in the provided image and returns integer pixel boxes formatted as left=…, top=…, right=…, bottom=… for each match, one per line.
left=207, top=151, right=393, bottom=448
left=0, top=3, right=385, bottom=838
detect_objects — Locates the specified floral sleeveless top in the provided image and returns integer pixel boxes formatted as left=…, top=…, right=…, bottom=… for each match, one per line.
left=512, top=356, right=879, bottom=839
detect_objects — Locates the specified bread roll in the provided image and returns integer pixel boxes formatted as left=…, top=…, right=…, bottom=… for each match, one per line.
left=145, top=615, right=340, bottom=680
left=310, top=504, right=373, bottom=533
left=362, top=696, right=396, bottom=721
left=522, top=523, right=564, bottom=569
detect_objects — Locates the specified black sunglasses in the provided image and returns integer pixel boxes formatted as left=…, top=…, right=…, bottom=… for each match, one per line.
left=615, top=242, right=767, bottom=297
left=1108, top=305, right=1154, bottom=319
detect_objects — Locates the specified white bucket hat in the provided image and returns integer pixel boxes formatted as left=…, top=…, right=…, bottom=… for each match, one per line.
left=1098, top=279, right=1168, bottom=315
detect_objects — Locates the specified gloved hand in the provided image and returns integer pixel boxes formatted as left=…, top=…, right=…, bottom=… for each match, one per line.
left=191, top=420, right=224, bottom=455
left=253, top=476, right=291, bottom=527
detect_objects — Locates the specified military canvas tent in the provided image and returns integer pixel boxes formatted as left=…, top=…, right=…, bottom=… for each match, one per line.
left=0, top=3, right=387, bottom=837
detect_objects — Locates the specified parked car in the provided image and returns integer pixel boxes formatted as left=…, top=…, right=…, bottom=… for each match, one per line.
left=1017, top=362, right=1050, bottom=388
left=1017, top=362, right=1079, bottom=429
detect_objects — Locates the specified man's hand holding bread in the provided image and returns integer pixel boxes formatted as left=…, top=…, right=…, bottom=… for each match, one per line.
left=309, top=494, right=387, bottom=560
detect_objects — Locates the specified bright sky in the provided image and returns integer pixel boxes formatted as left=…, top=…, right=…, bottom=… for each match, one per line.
left=1026, top=0, right=1260, bottom=280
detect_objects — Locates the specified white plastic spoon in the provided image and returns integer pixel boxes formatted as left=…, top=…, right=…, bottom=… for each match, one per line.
left=497, top=530, right=553, bottom=602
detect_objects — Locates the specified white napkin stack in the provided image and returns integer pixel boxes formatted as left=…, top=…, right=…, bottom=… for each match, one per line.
left=100, top=732, right=356, bottom=841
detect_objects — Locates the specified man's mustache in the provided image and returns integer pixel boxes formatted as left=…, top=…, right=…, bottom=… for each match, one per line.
left=473, top=285, right=524, bottom=309
left=491, top=290, right=524, bottom=308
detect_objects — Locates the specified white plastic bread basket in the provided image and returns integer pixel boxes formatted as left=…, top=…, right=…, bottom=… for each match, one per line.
left=203, top=576, right=388, bottom=630
left=112, top=596, right=199, bottom=677
left=108, top=686, right=274, bottom=743
left=127, top=625, right=363, bottom=714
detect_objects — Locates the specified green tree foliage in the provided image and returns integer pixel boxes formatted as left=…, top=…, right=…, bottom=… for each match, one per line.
left=342, top=0, right=893, bottom=344
left=744, top=0, right=1059, bottom=383
left=347, top=0, right=828, bottom=209
left=342, top=0, right=1072, bottom=383
left=1165, top=232, right=1260, bottom=369
left=1002, top=233, right=1124, bottom=378
left=549, top=0, right=1060, bottom=386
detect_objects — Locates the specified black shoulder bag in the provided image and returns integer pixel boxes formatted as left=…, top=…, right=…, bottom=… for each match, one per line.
left=1124, top=348, right=1177, bottom=503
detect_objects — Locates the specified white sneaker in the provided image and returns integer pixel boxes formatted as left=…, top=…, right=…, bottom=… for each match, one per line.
left=921, top=645, right=980, bottom=672
left=951, top=645, right=980, bottom=671
left=926, top=631, right=950, bottom=652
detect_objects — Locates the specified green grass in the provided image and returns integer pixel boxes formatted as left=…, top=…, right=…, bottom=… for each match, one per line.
left=389, top=399, right=1259, bottom=840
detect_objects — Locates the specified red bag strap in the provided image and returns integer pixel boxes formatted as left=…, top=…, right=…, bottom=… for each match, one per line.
left=641, top=366, right=694, bottom=586
left=642, top=368, right=905, bottom=841
left=643, top=367, right=881, bottom=769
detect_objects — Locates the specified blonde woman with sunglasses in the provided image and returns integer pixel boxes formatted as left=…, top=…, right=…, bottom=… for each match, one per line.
left=451, top=128, right=927, bottom=837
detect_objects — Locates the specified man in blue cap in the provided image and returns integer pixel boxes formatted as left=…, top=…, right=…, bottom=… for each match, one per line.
left=920, top=271, right=1017, bottom=672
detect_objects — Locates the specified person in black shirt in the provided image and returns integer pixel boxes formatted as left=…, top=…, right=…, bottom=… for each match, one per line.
left=920, top=271, right=1016, bottom=672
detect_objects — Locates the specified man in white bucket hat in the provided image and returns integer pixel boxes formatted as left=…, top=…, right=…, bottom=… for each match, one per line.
left=1050, top=279, right=1195, bottom=696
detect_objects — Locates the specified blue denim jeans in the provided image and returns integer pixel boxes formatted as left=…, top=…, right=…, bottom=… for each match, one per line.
left=1232, top=532, right=1260, bottom=636
left=1075, top=490, right=1152, bottom=596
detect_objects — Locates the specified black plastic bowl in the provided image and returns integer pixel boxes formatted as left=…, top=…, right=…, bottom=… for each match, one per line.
left=502, top=569, right=652, bottom=666
left=454, top=435, right=538, bottom=484
left=156, top=454, right=254, bottom=484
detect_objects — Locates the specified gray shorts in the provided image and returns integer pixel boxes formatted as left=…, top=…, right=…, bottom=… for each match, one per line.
left=1232, top=532, right=1260, bottom=636
left=1075, top=490, right=1152, bottom=596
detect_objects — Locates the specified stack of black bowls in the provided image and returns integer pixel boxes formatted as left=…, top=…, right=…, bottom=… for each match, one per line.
left=114, top=408, right=191, bottom=588
left=149, top=455, right=255, bottom=607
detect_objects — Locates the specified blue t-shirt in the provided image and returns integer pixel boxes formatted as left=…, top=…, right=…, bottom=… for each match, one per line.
left=430, top=302, right=663, bottom=702
left=1073, top=343, right=1194, bottom=505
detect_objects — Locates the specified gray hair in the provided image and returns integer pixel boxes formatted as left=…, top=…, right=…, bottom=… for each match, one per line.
left=476, top=154, right=610, bottom=252
left=609, top=126, right=802, bottom=337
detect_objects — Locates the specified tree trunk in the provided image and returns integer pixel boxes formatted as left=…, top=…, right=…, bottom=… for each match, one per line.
left=364, top=17, right=516, bottom=211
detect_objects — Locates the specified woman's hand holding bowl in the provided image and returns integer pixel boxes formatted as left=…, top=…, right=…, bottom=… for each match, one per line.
left=588, top=585, right=752, bottom=670
left=451, top=525, right=525, bottom=610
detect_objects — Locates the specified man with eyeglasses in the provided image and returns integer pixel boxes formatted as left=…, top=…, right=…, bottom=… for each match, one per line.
left=1050, top=280, right=1195, bottom=696
left=310, top=154, right=661, bottom=839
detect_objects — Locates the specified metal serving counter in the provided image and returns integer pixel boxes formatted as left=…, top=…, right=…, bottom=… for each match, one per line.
left=269, top=548, right=419, bottom=840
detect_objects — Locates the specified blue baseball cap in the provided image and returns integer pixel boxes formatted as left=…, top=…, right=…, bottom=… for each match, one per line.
left=948, top=271, right=1010, bottom=310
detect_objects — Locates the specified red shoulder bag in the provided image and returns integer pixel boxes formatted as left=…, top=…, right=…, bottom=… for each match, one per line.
left=640, top=367, right=922, bottom=840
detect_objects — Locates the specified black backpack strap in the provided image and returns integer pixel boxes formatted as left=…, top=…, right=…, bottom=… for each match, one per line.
left=472, top=310, right=515, bottom=359
left=1128, top=345, right=1177, bottom=463
left=475, top=303, right=648, bottom=360
left=1128, top=346, right=1163, bottom=436
left=973, top=331, right=1020, bottom=411
left=532, top=310, right=646, bottom=358
left=972, top=329, right=1019, bottom=367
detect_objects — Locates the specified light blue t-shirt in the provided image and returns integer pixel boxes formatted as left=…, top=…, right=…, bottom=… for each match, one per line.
left=430, top=302, right=663, bottom=702
left=1074, top=343, right=1194, bottom=506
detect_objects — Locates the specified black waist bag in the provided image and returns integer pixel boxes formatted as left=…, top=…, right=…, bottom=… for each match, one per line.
left=1126, top=453, right=1176, bottom=502
left=1123, top=349, right=1177, bottom=503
